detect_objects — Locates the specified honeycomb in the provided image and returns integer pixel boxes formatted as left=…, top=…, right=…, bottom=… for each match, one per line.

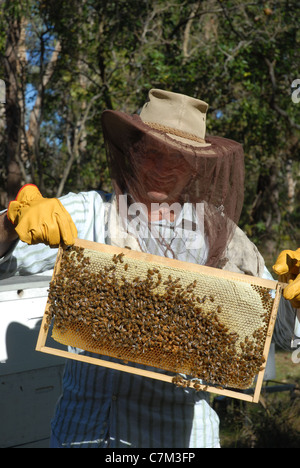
left=44, top=241, right=279, bottom=391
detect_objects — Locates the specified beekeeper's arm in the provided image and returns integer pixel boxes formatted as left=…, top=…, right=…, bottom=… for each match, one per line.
left=273, top=249, right=300, bottom=342
left=273, top=249, right=300, bottom=309
left=0, top=209, right=18, bottom=257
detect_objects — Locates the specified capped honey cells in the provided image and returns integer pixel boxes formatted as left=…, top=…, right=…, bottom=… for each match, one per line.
left=45, top=245, right=275, bottom=391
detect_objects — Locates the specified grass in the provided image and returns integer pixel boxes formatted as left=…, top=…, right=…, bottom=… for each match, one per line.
left=214, top=346, right=300, bottom=448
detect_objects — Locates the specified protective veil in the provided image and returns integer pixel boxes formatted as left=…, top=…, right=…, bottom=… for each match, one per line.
left=101, top=90, right=245, bottom=268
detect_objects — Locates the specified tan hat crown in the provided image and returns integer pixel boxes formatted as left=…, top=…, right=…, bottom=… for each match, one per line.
left=139, top=89, right=209, bottom=147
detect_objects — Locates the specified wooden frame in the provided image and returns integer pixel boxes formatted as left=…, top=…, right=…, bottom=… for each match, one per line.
left=36, top=238, right=284, bottom=403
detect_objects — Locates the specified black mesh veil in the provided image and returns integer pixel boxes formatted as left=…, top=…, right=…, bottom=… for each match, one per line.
left=101, top=111, right=245, bottom=268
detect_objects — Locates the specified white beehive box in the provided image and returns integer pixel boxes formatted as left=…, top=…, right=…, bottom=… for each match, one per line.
left=0, top=274, right=65, bottom=448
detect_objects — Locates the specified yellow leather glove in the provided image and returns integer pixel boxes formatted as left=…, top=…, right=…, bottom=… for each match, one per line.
left=7, top=184, right=77, bottom=246
left=273, top=248, right=300, bottom=308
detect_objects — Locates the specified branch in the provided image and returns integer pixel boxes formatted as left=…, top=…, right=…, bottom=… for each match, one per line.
left=56, top=93, right=102, bottom=198
left=26, top=40, right=61, bottom=149
left=182, top=3, right=199, bottom=60
left=272, top=103, right=300, bottom=130
left=218, top=40, right=252, bottom=73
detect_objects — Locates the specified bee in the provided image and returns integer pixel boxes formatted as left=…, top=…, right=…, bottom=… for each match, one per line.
left=115, top=252, right=125, bottom=263
left=193, top=381, right=202, bottom=391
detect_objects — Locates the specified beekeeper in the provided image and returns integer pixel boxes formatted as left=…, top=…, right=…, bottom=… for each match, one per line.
left=0, top=89, right=298, bottom=448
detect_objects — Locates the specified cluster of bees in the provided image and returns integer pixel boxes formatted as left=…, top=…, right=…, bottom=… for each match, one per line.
left=46, top=246, right=270, bottom=391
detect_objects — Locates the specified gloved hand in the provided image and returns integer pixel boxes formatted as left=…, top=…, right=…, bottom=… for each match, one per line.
left=273, top=248, right=300, bottom=308
left=7, top=184, right=77, bottom=246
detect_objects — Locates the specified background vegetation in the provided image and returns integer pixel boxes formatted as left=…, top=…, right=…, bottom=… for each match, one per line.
left=0, top=0, right=299, bottom=266
left=216, top=347, right=300, bottom=448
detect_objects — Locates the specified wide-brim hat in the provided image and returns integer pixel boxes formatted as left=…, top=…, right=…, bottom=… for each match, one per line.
left=101, top=88, right=213, bottom=154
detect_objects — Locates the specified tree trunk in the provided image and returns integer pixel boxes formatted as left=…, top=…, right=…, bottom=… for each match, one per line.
left=3, top=16, right=23, bottom=203
left=250, top=164, right=281, bottom=255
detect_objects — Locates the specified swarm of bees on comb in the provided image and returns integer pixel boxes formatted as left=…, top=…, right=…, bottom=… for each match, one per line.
left=45, top=245, right=272, bottom=391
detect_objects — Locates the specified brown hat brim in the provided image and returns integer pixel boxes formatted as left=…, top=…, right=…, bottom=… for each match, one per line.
left=101, top=110, right=213, bottom=157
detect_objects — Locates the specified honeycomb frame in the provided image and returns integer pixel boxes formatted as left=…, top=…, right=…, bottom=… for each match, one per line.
left=36, top=238, right=284, bottom=403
